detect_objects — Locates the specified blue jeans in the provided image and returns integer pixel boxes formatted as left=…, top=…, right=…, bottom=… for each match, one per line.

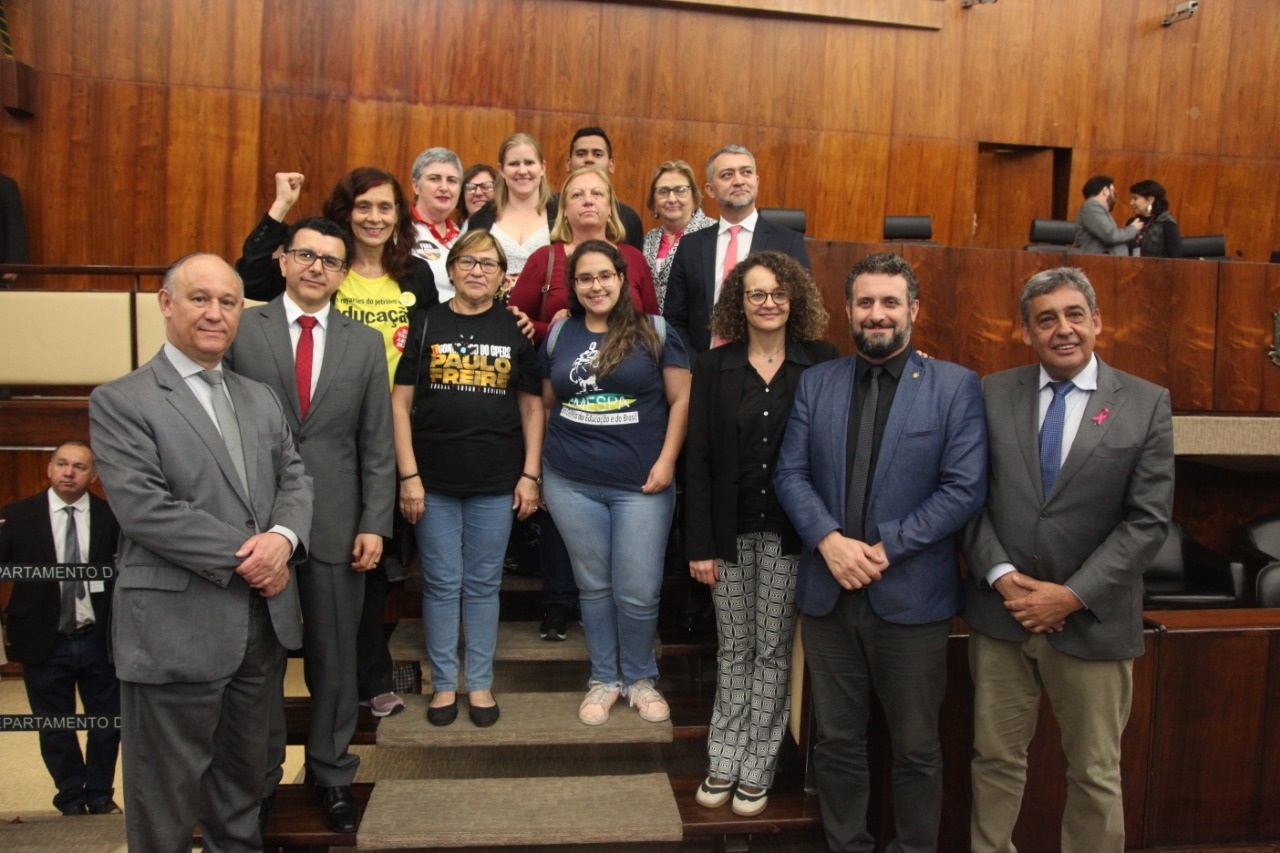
left=542, top=468, right=675, bottom=686
left=415, top=491, right=514, bottom=692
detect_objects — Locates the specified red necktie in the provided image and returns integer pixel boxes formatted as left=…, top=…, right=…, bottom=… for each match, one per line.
left=721, top=224, right=743, bottom=288
left=296, top=315, right=318, bottom=419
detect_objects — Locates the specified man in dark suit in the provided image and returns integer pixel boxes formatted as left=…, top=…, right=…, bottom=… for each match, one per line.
left=561, top=126, right=645, bottom=251
left=962, top=267, right=1173, bottom=853
left=664, top=144, right=810, bottom=353
left=0, top=440, right=122, bottom=815
left=774, top=253, right=987, bottom=852
left=226, top=217, right=394, bottom=833
left=89, top=253, right=313, bottom=852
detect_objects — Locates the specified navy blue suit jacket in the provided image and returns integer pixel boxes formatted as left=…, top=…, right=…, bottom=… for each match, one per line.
left=774, top=350, right=988, bottom=622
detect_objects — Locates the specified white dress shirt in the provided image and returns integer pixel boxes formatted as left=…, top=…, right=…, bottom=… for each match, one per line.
left=49, top=489, right=94, bottom=627
left=712, top=209, right=760, bottom=303
left=282, top=294, right=331, bottom=399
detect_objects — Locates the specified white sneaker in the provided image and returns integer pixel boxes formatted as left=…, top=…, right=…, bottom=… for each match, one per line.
left=578, top=681, right=621, bottom=726
left=625, top=679, right=670, bottom=722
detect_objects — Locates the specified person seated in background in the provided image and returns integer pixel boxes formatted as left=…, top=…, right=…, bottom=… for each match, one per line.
left=0, top=441, right=122, bottom=816
left=1072, top=175, right=1142, bottom=255
left=456, top=163, right=497, bottom=231
left=408, top=147, right=465, bottom=298
left=641, top=160, right=715, bottom=312
left=1125, top=179, right=1182, bottom=258
left=685, top=252, right=837, bottom=818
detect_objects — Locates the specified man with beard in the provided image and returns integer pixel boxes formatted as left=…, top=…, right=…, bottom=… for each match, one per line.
left=1073, top=175, right=1142, bottom=255
left=775, top=252, right=988, bottom=852
left=663, top=144, right=809, bottom=353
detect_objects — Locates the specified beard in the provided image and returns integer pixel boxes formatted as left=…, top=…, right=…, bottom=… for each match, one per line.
left=853, top=321, right=910, bottom=360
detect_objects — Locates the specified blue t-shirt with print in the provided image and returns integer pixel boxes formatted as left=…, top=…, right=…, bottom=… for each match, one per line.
left=540, top=316, right=690, bottom=490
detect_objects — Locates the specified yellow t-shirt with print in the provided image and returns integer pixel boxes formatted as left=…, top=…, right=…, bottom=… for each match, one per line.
left=333, top=270, right=417, bottom=387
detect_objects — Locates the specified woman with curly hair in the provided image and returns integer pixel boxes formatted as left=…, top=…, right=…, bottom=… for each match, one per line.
left=685, top=251, right=837, bottom=817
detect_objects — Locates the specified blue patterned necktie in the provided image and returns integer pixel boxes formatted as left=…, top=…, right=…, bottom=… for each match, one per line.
left=1039, top=380, right=1075, bottom=498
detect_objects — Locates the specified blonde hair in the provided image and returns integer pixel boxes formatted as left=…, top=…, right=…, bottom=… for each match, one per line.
left=492, top=133, right=551, bottom=219
left=550, top=167, right=625, bottom=244
left=646, top=160, right=703, bottom=217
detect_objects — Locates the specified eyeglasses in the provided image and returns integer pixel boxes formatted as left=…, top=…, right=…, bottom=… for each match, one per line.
left=574, top=271, right=619, bottom=286
left=284, top=249, right=346, bottom=272
left=464, top=181, right=496, bottom=194
left=654, top=185, right=692, bottom=199
left=453, top=256, right=502, bottom=273
left=745, top=290, right=789, bottom=306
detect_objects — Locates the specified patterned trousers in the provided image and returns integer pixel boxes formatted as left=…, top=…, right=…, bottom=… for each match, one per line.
left=706, top=531, right=798, bottom=789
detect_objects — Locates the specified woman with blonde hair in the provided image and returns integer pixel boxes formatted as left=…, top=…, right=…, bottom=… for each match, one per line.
left=467, top=133, right=554, bottom=282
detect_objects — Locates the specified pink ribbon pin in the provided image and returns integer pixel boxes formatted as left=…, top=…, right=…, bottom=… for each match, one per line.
left=1092, top=408, right=1110, bottom=426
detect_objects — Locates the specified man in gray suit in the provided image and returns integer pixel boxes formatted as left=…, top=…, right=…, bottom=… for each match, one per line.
left=1073, top=175, right=1142, bottom=255
left=226, top=217, right=394, bottom=834
left=89, top=253, right=312, bottom=852
left=963, top=267, right=1174, bottom=853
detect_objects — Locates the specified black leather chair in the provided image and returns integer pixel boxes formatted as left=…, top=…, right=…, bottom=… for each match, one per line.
left=1257, top=562, right=1280, bottom=608
left=883, top=215, right=935, bottom=243
left=1024, top=219, right=1080, bottom=252
left=1234, top=514, right=1280, bottom=606
left=1143, top=520, right=1245, bottom=609
left=1181, top=234, right=1228, bottom=259
left=758, top=207, right=806, bottom=235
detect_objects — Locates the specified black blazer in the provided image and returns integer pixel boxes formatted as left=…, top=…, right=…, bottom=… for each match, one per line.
left=663, top=219, right=811, bottom=354
left=685, top=339, right=839, bottom=562
left=0, top=491, right=119, bottom=664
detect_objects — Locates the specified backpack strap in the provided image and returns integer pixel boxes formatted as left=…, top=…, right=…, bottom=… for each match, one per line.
left=545, top=316, right=570, bottom=357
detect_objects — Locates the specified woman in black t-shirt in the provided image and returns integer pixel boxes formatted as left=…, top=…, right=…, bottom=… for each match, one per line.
left=391, top=229, right=544, bottom=728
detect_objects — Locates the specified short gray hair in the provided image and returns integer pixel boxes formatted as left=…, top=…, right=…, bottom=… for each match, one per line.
left=1019, top=267, right=1097, bottom=324
left=162, top=252, right=243, bottom=296
left=705, top=144, right=755, bottom=183
left=410, top=147, right=463, bottom=185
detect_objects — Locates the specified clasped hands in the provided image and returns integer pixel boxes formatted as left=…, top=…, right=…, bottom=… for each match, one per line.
left=994, top=571, right=1082, bottom=633
left=818, top=532, right=888, bottom=590
left=234, top=531, right=293, bottom=597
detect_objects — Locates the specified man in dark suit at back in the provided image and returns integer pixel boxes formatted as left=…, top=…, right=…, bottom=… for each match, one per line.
left=963, top=267, right=1173, bottom=853
left=561, top=127, right=645, bottom=251
left=664, top=144, right=810, bottom=353
left=0, top=440, right=122, bottom=816
left=226, top=216, right=394, bottom=834
left=774, top=253, right=987, bottom=851
left=89, top=252, right=312, bottom=851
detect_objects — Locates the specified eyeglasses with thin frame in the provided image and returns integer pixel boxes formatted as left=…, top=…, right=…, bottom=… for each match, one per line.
left=453, top=255, right=502, bottom=274
left=654, top=185, right=692, bottom=199
left=574, top=271, right=620, bottom=286
left=284, top=248, right=346, bottom=273
left=745, top=289, right=790, bottom=306
left=464, top=181, right=496, bottom=194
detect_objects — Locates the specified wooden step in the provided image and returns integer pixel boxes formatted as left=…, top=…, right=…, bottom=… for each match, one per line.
left=670, top=775, right=823, bottom=837
left=389, top=619, right=661, bottom=664
left=376, top=692, right=673, bottom=747
left=258, top=782, right=372, bottom=849
left=0, top=813, right=125, bottom=852
left=356, top=773, right=682, bottom=849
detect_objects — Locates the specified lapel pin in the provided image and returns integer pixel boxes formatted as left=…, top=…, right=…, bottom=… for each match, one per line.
left=1092, top=407, right=1110, bottom=426
left=912, top=371, right=920, bottom=379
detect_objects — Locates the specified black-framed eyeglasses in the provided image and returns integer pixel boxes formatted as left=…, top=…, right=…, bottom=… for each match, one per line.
left=453, top=256, right=502, bottom=273
left=574, top=271, right=619, bottom=286
left=464, top=181, right=496, bottom=194
left=284, top=249, right=346, bottom=272
left=655, top=185, right=692, bottom=199
left=745, top=289, right=789, bottom=306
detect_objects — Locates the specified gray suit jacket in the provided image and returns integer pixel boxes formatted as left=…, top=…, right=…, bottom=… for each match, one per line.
left=1073, top=197, right=1139, bottom=255
left=226, top=297, right=394, bottom=564
left=88, top=349, right=312, bottom=683
left=962, top=359, right=1174, bottom=660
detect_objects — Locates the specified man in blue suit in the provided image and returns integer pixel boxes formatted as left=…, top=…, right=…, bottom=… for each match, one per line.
left=775, top=253, right=987, bottom=852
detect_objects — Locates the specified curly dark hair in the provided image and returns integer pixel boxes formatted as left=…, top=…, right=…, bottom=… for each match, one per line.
left=322, top=167, right=417, bottom=284
left=709, top=251, right=829, bottom=344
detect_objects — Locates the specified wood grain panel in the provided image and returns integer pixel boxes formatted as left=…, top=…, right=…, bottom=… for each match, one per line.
left=890, top=21, right=962, bottom=140
left=428, top=0, right=521, bottom=109
left=1173, top=460, right=1280, bottom=554
left=973, top=148, right=1053, bottom=251
left=1025, top=1, right=1102, bottom=148
left=1219, top=2, right=1280, bottom=159
left=818, top=16, right=896, bottom=136
left=1215, top=262, right=1280, bottom=413
left=1091, top=0, right=1158, bottom=153
left=745, top=17, right=826, bottom=132
left=1154, top=0, right=1229, bottom=156
left=1210, top=158, right=1280, bottom=263
left=957, top=0, right=1034, bottom=145
left=515, top=0, right=601, bottom=114
left=347, top=0, right=434, bottom=103
left=1264, top=633, right=1280, bottom=837
left=260, top=0, right=354, bottom=97
left=254, top=94, right=351, bottom=222
left=812, top=133, right=890, bottom=244
left=885, top=137, right=971, bottom=250
left=167, top=0, right=262, bottom=90
left=645, top=0, right=945, bottom=30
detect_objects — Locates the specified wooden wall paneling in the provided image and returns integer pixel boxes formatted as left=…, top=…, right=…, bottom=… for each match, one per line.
left=430, top=0, right=522, bottom=109
left=167, top=0, right=263, bottom=91
left=1153, top=0, right=1229, bottom=157
left=343, top=99, right=418, bottom=176
left=347, top=0, right=435, bottom=103
left=818, top=15, right=896, bottom=136
left=744, top=16, right=826, bottom=132
left=1214, top=262, right=1280, bottom=413
left=972, top=147, right=1054, bottom=251
left=260, top=0, right=354, bottom=97
left=42, top=0, right=174, bottom=84
left=807, top=241, right=863, bottom=352
left=956, top=0, right=1035, bottom=147
left=596, top=4, right=681, bottom=122
left=99, top=81, right=171, bottom=268
left=812, top=131, right=890, bottom=244
left=1218, top=2, right=1280, bottom=160
left=0, top=450, right=64, bottom=509
left=516, top=110, right=600, bottom=193
left=1024, top=1, right=1103, bottom=149
left=163, top=87, right=263, bottom=262
left=889, top=20, right=961, bottom=141
left=1210, top=158, right=1280, bottom=263
left=432, top=106, right=520, bottom=174
left=1262, top=632, right=1280, bottom=837
left=747, top=125, right=823, bottom=225
left=254, top=93, right=350, bottom=223
left=514, top=0, right=602, bottom=114
left=914, top=245, right=1023, bottom=373
left=599, top=116, right=697, bottom=223
left=1147, top=625, right=1272, bottom=843
left=884, top=137, right=969, bottom=249
left=1173, top=460, right=1280, bottom=554
left=1091, top=1, right=1160, bottom=154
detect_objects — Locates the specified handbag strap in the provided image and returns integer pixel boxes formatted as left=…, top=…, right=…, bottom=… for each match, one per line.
left=538, top=245, right=557, bottom=320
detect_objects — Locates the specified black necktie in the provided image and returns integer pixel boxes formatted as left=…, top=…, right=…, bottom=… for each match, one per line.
left=59, top=505, right=85, bottom=633
left=846, top=366, right=882, bottom=542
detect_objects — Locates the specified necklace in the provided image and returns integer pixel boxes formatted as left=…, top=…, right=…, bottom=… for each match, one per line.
left=749, top=344, right=785, bottom=364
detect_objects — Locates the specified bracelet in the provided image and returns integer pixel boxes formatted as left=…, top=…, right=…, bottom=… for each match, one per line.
left=398, top=473, right=420, bottom=482
left=521, top=473, right=543, bottom=486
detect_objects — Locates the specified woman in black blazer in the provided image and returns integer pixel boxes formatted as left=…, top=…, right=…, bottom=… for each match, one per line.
left=685, top=251, right=837, bottom=817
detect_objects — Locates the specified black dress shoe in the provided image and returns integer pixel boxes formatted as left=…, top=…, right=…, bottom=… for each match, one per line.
left=258, top=794, right=274, bottom=832
left=87, top=800, right=122, bottom=815
left=315, top=784, right=359, bottom=833
left=61, top=804, right=88, bottom=816
left=426, top=696, right=459, bottom=726
left=469, top=699, right=500, bottom=727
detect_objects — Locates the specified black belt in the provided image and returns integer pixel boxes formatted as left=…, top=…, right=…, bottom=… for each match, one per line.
left=59, top=623, right=95, bottom=638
